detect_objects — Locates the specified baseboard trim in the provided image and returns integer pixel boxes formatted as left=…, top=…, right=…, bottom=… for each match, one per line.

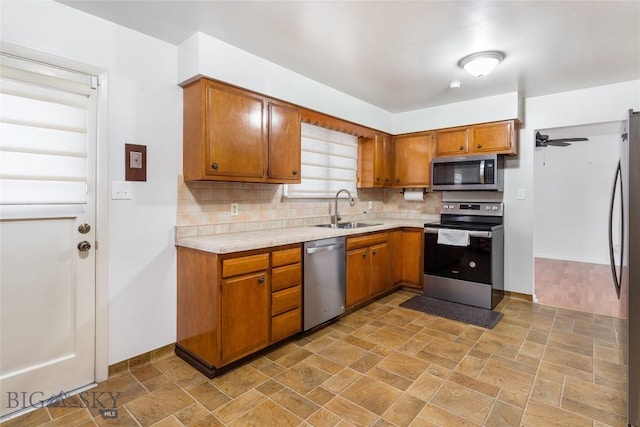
left=504, top=290, right=533, bottom=301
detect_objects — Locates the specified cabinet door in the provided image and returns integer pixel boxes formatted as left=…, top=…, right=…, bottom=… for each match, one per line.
left=401, top=229, right=423, bottom=289
left=374, top=133, right=393, bottom=187
left=357, top=136, right=374, bottom=188
left=369, top=243, right=388, bottom=296
left=471, top=120, right=515, bottom=154
left=346, top=248, right=370, bottom=307
left=221, top=271, right=270, bottom=363
left=358, top=133, right=392, bottom=188
left=388, top=231, right=403, bottom=287
left=435, top=127, right=469, bottom=156
left=205, top=83, right=266, bottom=179
left=268, top=101, right=301, bottom=182
left=393, top=133, right=433, bottom=187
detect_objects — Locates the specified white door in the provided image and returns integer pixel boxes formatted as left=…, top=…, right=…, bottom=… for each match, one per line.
left=0, top=54, right=97, bottom=418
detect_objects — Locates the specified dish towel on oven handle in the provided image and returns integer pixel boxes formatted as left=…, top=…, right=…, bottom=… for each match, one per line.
left=437, top=229, right=470, bottom=246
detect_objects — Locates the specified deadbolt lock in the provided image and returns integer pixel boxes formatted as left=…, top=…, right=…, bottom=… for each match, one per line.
left=78, top=223, right=91, bottom=234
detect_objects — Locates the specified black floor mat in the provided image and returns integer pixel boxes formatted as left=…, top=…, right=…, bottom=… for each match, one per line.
left=399, top=295, right=503, bottom=329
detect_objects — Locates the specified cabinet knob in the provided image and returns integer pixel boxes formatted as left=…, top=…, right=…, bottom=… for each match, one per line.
left=292, top=170, right=298, bottom=175
left=395, top=178, right=400, bottom=183
left=459, top=145, right=464, bottom=150
left=258, top=276, right=265, bottom=284
left=477, top=144, right=482, bottom=149
left=376, top=177, right=380, bottom=182
left=372, top=250, right=377, bottom=255
left=211, top=162, right=219, bottom=170
left=363, top=252, right=367, bottom=258
left=385, top=178, right=389, bottom=182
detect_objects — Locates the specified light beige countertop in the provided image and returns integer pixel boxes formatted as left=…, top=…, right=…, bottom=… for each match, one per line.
left=175, top=218, right=435, bottom=254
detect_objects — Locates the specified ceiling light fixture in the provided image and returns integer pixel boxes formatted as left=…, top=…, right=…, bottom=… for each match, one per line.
left=458, top=51, right=505, bottom=77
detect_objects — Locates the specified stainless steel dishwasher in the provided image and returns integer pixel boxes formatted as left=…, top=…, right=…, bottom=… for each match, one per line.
left=303, top=236, right=346, bottom=331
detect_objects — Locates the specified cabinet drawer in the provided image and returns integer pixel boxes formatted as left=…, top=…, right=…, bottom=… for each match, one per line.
left=272, top=263, right=301, bottom=291
left=222, top=253, right=270, bottom=278
left=272, top=285, right=301, bottom=316
left=271, top=308, right=301, bottom=342
left=272, top=247, right=301, bottom=267
left=346, top=232, right=388, bottom=250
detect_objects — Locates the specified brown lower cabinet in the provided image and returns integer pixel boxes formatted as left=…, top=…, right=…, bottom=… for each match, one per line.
left=177, top=228, right=424, bottom=376
left=346, top=233, right=389, bottom=308
left=176, top=244, right=302, bottom=377
left=400, top=228, right=424, bottom=289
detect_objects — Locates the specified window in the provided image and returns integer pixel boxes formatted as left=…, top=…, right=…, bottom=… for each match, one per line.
left=0, top=54, right=96, bottom=218
left=284, top=123, right=358, bottom=199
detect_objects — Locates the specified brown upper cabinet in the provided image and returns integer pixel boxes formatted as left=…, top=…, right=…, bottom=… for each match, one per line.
left=435, top=120, right=517, bottom=157
left=183, top=78, right=301, bottom=183
left=393, top=132, right=434, bottom=188
left=357, top=132, right=393, bottom=188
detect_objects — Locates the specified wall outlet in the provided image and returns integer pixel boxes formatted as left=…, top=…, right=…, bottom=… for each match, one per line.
left=230, top=203, right=239, bottom=216
left=111, top=181, right=132, bottom=200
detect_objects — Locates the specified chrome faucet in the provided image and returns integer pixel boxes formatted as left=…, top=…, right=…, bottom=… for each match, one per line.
left=332, top=189, right=356, bottom=227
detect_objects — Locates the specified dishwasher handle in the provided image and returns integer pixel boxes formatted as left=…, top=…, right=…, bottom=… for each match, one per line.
left=306, top=243, right=345, bottom=254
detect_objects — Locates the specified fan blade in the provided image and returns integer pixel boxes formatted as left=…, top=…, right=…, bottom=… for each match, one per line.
left=546, top=141, right=572, bottom=147
left=548, top=137, right=589, bottom=143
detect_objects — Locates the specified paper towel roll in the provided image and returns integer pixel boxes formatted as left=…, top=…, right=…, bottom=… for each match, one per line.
left=403, top=190, right=424, bottom=202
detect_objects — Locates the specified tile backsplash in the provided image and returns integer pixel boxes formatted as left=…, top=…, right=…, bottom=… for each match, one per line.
left=176, top=177, right=441, bottom=237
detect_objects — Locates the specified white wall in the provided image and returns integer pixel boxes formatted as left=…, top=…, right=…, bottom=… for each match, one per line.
left=393, top=92, right=520, bottom=134
left=178, top=32, right=394, bottom=133
left=0, top=1, right=182, bottom=363
left=505, top=80, right=640, bottom=296
left=534, top=133, right=620, bottom=264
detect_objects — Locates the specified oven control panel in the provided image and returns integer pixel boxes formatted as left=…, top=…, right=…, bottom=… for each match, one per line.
left=440, top=202, right=503, bottom=216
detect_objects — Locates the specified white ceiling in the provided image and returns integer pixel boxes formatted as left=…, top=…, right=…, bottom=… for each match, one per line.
left=58, top=0, right=640, bottom=113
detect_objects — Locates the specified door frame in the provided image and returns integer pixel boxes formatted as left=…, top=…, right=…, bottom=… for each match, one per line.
left=1, top=41, right=110, bottom=384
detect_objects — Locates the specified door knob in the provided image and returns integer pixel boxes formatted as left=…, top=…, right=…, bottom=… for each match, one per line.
left=78, top=223, right=91, bottom=234
left=77, top=241, right=91, bottom=252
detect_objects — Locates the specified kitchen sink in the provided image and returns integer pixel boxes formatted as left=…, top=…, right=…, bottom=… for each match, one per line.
left=314, top=222, right=382, bottom=229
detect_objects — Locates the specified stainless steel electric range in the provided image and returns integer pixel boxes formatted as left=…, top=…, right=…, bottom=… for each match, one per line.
left=423, top=201, right=504, bottom=309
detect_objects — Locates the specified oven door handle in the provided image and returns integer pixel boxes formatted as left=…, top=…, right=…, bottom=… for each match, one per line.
left=424, top=227, right=492, bottom=238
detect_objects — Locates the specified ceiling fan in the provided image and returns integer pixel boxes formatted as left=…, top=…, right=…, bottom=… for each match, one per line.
left=535, top=131, right=588, bottom=147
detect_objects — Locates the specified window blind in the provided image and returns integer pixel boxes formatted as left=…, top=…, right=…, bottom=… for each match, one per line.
left=284, top=123, right=358, bottom=199
left=0, top=55, right=94, bottom=211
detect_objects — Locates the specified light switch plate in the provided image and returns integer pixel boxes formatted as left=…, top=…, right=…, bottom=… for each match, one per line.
left=517, top=188, right=526, bottom=200
left=112, top=181, right=132, bottom=200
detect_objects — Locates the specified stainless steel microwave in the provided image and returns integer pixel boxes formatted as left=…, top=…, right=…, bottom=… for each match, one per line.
left=431, top=154, right=504, bottom=191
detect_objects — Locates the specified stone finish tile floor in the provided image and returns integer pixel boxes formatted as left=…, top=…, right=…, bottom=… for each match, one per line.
left=1, top=291, right=628, bottom=427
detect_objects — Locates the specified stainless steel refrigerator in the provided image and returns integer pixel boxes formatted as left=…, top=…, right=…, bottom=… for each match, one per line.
left=610, top=109, right=639, bottom=426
